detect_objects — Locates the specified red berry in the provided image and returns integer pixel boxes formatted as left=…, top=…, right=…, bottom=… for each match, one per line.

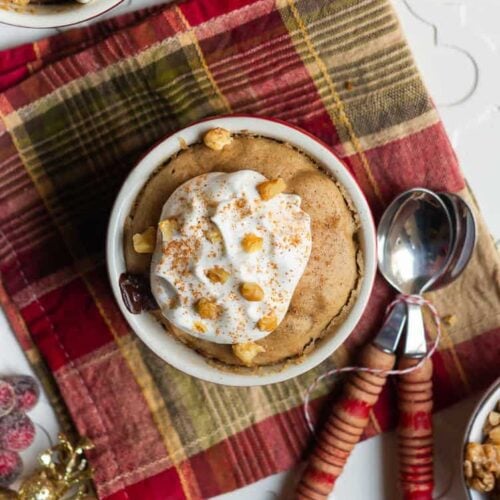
left=0, top=449, right=22, bottom=487
left=0, top=412, right=35, bottom=451
left=0, top=381, right=15, bottom=417
left=2, top=376, right=39, bottom=413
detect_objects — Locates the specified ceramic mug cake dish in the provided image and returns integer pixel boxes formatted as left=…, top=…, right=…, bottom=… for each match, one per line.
left=0, top=0, right=123, bottom=28
left=106, top=115, right=376, bottom=386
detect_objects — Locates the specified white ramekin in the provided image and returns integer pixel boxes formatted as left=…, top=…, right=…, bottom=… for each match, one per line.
left=106, top=115, right=377, bottom=386
left=0, top=0, right=122, bottom=28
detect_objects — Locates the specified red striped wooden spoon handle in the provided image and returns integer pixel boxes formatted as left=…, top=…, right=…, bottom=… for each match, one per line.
left=296, top=344, right=395, bottom=500
left=397, top=356, right=434, bottom=500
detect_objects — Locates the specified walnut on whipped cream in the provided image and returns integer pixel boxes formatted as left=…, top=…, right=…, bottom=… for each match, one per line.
left=204, top=226, right=222, bottom=243
left=239, top=282, right=264, bottom=302
left=196, top=298, right=221, bottom=319
left=206, top=266, right=230, bottom=284
left=241, top=233, right=263, bottom=253
left=150, top=169, right=312, bottom=345
left=258, top=313, right=278, bottom=332
left=158, top=218, right=178, bottom=241
left=193, top=321, right=207, bottom=333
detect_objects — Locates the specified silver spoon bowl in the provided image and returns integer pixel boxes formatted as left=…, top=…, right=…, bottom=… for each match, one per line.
left=377, top=188, right=455, bottom=295
left=434, top=192, right=476, bottom=288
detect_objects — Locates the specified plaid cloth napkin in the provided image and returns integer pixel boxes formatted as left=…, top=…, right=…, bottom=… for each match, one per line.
left=1, top=0, right=499, bottom=498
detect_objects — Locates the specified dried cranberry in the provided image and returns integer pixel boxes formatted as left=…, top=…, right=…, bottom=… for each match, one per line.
left=3, top=376, right=39, bottom=412
left=0, top=449, right=22, bottom=487
left=0, top=412, right=35, bottom=451
left=0, top=381, right=15, bottom=417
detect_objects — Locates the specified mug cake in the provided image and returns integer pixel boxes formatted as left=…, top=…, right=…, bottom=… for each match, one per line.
left=120, top=127, right=362, bottom=370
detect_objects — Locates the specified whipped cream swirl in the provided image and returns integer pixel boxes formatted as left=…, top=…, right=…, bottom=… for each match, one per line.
left=150, top=170, right=311, bottom=344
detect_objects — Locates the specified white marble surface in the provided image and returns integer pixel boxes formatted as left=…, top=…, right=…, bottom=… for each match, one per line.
left=1, top=0, right=499, bottom=498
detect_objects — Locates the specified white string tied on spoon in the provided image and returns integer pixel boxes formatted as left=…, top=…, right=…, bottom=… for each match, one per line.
left=303, top=293, right=442, bottom=434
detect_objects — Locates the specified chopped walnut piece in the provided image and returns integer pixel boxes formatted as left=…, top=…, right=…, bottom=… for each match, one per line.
left=257, top=178, right=287, bottom=200
left=464, top=440, right=500, bottom=493
left=467, top=442, right=484, bottom=463
left=464, top=460, right=473, bottom=479
left=193, top=321, right=207, bottom=333
left=203, top=128, right=233, bottom=151
left=471, top=474, right=495, bottom=493
left=485, top=411, right=500, bottom=434
left=205, top=227, right=222, bottom=243
left=206, top=266, right=230, bottom=284
left=442, top=314, right=457, bottom=326
left=241, top=233, right=263, bottom=253
left=132, top=226, right=156, bottom=254
left=158, top=218, right=178, bottom=241
left=490, top=412, right=500, bottom=427
left=196, top=298, right=220, bottom=319
left=484, top=444, right=500, bottom=468
left=232, top=342, right=265, bottom=365
left=489, top=427, right=500, bottom=445
left=239, top=282, right=264, bottom=302
left=258, top=313, right=278, bottom=332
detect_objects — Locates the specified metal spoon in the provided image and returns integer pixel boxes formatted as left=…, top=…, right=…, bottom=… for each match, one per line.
left=376, top=188, right=457, bottom=499
left=376, top=188, right=454, bottom=355
left=374, top=191, right=476, bottom=351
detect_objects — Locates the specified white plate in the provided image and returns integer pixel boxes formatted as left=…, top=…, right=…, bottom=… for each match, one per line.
left=0, top=0, right=122, bottom=29
left=106, top=115, right=377, bottom=386
left=462, top=377, right=500, bottom=499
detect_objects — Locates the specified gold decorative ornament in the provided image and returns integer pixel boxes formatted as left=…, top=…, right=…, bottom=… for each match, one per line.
left=0, top=434, right=94, bottom=500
